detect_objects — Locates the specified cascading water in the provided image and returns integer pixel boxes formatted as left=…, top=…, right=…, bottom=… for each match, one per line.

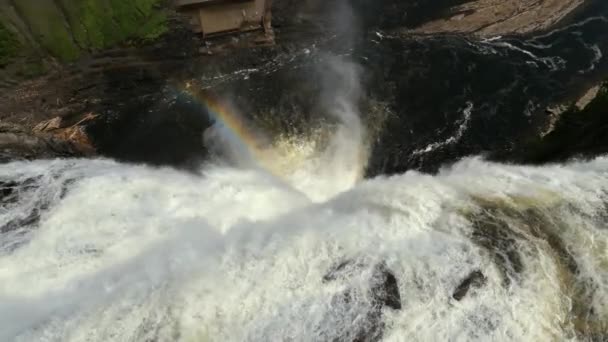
left=1, top=25, right=607, bottom=342
left=1, top=150, right=608, bottom=341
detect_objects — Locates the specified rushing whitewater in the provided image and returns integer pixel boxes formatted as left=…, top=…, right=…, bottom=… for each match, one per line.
left=1, top=151, right=608, bottom=341
left=1, top=49, right=607, bottom=340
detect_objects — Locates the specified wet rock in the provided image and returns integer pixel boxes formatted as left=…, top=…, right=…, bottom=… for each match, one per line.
left=0, top=0, right=606, bottom=173
left=490, top=81, right=608, bottom=165
left=575, top=85, right=602, bottom=110
left=369, top=262, right=402, bottom=311
left=0, top=178, right=38, bottom=204
left=0, top=120, right=95, bottom=162
left=410, top=0, right=585, bottom=36
left=1, top=209, right=40, bottom=234
left=0, top=131, right=88, bottom=162
left=453, top=270, right=487, bottom=301
left=468, top=200, right=582, bottom=293
left=469, top=206, right=525, bottom=286
left=33, top=114, right=97, bottom=154
left=0, top=174, right=75, bottom=236
left=0, top=177, right=43, bottom=234
left=323, top=259, right=401, bottom=342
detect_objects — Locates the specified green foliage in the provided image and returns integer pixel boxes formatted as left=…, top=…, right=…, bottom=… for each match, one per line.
left=0, top=22, right=19, bottom=66
left=15, top=58, right=47, bottom=78
left=59, top=0, right=167, bottom=50
left=2, top=0, right=167, bottom=63
left=12, top=0, right=80, bottom=61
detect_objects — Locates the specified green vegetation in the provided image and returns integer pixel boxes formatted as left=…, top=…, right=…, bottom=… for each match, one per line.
left=0, top=22, right=19, bottom=66
left=14, top=58, right=47, bottom=78
left=0, top=0, right=167, bottom=64
left=58, top=0, right=167, bottom=51
left=12, top=1, right=80, bottom=61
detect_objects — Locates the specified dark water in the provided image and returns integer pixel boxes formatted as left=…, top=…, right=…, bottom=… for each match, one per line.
left=363, top=1, right=608, bottom=175
left=84, top=0, right=608, bottom=176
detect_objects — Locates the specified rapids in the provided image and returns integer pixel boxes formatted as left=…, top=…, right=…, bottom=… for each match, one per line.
left=0, top=150, right=607, bottom=341
left=1, top=27, right=607, bottom=340
left=1, top=0, right=608, bottom=340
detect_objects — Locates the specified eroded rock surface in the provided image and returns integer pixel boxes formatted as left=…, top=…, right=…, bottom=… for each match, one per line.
left=410, top=0, right=586, bottom=36
left=0, top=117, right=94, bottom=162
left=0, top=0, right=606, bottom=174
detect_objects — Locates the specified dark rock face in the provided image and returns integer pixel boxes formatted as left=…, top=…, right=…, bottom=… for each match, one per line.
left=85, top=82, right=213, bottom=169
left=363, top=3, right=608, bottom=175
left=0, top=178, right=37, bottom=204
left=0, top=0, right=607, bottom=175
left=453, top=270, right=487, bottom=301
left=490, top=82, right=608, bottom=165
left=323, top=259, right=401, bottom=342
left=273, top=0, right=583, bottom=35
left=470, top=211, right=524, bottom=286
left=0, top=177, right=41, bottom=234
left=0, top=123, right=89, bottom=162
left=0, top=172, right=75, bottom=247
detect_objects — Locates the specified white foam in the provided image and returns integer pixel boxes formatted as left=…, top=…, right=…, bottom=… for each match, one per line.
left=0, top=154, right=606, bottom=341
left=412, top=102, right=473, bottom=156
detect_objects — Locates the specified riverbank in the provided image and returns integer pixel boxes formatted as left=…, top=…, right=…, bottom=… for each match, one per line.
left=0, top=0, right=606, bottom=176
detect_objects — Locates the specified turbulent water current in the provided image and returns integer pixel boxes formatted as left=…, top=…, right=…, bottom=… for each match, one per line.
left=1, top=12, right=608, bottom=336
left=1, top=137, right=608, bottom=341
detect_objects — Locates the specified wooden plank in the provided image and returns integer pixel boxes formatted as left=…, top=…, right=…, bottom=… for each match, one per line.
left=197, top=0, right=263, bottom=36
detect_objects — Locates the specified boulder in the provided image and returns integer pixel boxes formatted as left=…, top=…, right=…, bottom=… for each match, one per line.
left=0, top=119, right=93, bottom=162
left=452, top=270, right=487, bottom=301
left=323, top=259, right=401, bottom=342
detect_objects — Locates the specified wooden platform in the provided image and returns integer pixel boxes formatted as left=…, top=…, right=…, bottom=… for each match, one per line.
left=175, top=0, right=272, bottom=39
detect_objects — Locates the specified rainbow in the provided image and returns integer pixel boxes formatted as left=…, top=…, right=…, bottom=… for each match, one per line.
left=177, top=84, right=266, bottom=162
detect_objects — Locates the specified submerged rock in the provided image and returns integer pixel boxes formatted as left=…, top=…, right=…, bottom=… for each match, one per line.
left=0, top=172, right=76, bottom=237
left=0, top=177, right=41, bottom=234
left=0, top=177, right=38, bottom=204
left=470, top=211, right=525, bottom=286
left=452, top=270, right=487, bottom=301
left=323, top=259, right=401, bottom=342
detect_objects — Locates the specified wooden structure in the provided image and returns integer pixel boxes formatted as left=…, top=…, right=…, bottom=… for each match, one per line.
left=175, top=0, right=272, bottom=39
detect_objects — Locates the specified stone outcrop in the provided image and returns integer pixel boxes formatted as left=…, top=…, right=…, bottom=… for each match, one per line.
left=323, top=259, right=401, bottom=342
left=0, top=118, right=94, bottom=162
left=491, top=81, right=608, bottom=164
left=0, top=0, right=606, bottom=174
left=0, top=177, right=40, bottom=234
left=409, top=0, right=586, bottom=36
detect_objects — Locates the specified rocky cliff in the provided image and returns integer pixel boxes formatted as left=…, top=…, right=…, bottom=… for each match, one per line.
left=0, top=0, right=607, bottom=175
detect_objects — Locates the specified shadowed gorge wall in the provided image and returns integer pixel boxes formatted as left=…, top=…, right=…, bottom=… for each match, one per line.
left=491, top=82, right=608, bottom=164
